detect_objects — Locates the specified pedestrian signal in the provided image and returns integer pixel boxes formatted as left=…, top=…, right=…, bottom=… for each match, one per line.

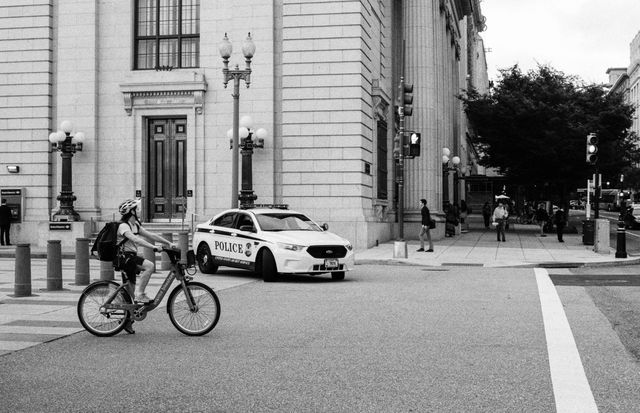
left=409, top=132, right=421, bottom=157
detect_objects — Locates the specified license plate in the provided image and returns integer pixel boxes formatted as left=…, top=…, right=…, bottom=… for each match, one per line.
left=324, top=258, right=339, bottom=270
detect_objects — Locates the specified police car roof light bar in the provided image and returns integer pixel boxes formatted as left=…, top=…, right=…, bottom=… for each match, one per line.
left=242, top=203, right=289, bottom=210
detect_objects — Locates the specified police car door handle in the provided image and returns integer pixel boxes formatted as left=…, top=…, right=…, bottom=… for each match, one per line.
left=230, top=233, right=237, bottom=237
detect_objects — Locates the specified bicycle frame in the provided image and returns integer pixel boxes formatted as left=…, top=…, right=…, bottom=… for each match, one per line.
left=101, top=248, right=198, bottom=315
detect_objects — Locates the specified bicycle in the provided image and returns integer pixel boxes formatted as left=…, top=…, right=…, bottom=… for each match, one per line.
left=516, top=213, right=535, bottom=225
left=77, top=247, right=220, bottom=337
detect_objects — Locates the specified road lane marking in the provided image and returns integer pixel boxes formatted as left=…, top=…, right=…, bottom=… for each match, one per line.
left=535, top=268, right=598, bottom=413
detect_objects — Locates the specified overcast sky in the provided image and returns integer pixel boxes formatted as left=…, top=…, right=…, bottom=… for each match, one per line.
left=480, top=0, right=640, bottom=84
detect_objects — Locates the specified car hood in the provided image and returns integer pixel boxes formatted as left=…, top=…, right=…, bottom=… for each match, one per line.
left=259, top=230, right=350, bottom=246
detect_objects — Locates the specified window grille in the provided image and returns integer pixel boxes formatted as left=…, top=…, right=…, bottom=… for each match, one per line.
left=134, top=0, right=200, bottom=70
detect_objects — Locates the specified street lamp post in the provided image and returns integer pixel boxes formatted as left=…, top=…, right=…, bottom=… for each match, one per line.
left=228, top=116, right=267, bottom=209
left=48, top=121, right=85, bottom=222
left=442, top=147, right=460, bottom=208
left=616, top=173, right=627, bottom=258
left=218, top=32, right=256, bottom=209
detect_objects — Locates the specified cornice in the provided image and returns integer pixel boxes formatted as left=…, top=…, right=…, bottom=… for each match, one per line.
left=119, top=76, right=208, bottom=116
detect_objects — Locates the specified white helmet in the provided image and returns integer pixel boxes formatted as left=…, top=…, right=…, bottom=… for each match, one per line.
left=118, top=199, right=141, bottom=216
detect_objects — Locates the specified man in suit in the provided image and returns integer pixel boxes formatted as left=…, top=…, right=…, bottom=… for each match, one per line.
left=0, top=199, right=13, bottom=246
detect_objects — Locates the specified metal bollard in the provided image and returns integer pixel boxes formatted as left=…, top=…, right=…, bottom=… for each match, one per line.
left=160, top=232, right=173, bottom=270
left=46, top=240, right=63, bottom=291
left=615, top=220, right=627, bottom=258
left=178, top=231, right=189, bottom=263
left=14, top=244, right=32, bottom=297
left=75, top=238, right=90, bottom=285
left=141, top=236, right=157, bottom=272
left=100, top=260, right=114, bottom=281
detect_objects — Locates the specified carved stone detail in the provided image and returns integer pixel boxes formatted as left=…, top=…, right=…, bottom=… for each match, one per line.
left=372, top=80, right=390, bottom=122
left=119, top=77, right=208, bottom=116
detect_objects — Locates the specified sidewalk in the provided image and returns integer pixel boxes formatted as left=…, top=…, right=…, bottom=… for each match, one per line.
left=355, top=219, right=640, bottom=268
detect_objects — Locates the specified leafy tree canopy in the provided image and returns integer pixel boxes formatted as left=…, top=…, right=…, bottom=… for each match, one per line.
left=461, top=65, right=639, bottom=194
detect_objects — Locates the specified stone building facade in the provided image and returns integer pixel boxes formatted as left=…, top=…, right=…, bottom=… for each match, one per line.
left=629, top=31, right=640, bottom=136
left=608, top=31, right=640, bottom=137
left=0, top=0, right=487, bottom=249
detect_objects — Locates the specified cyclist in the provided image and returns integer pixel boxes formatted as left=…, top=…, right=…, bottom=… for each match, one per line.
left=116, top=199, right=176, bottom=332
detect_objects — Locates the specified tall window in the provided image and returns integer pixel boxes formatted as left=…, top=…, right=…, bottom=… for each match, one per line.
left=135, top=0, right=200, bottom=70
left=376, top=120, right=388, bottom=199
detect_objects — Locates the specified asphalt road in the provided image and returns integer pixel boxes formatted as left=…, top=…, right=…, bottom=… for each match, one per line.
left=1, top=265, right=639, bottom=412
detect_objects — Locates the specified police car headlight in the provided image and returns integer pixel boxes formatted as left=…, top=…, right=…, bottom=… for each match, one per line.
left=277, top=242, right=306, bottom=252
left=346, top=243, right=353, bottom=251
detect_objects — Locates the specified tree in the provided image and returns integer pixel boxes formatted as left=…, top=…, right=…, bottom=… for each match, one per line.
left=461, top=65, right=639, bottom=205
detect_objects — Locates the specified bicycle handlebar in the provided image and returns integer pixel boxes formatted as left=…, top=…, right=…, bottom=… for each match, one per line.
left=159, top=246, right=182, bottom=263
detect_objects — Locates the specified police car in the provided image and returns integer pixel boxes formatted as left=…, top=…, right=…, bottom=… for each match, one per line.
left=192, top=205, right=354, bottom=282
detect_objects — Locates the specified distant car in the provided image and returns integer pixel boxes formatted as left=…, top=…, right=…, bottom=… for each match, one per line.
left=624, top=203, right=640, bottom=229
left=192, top=206, right=354, bottom=282
left=569, top=200, right=584, bottom=210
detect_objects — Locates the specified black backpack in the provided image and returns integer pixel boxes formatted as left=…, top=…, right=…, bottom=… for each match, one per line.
left=91, top=222, right=126, bottom=264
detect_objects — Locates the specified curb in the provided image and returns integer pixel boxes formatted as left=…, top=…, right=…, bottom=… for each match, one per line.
left=354, top=256, right=640, bottom=269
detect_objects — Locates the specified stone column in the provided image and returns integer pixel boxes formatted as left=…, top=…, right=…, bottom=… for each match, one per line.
left=402, top=0, right=440, bottom=217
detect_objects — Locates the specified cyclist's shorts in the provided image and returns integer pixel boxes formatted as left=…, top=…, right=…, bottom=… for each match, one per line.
left=120, top=253, right=144, bottom=284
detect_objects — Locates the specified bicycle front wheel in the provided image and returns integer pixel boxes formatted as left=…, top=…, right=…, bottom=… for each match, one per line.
left=77, top=281, right=132, bottom=337
left=167, top=281, right=220, bottom=336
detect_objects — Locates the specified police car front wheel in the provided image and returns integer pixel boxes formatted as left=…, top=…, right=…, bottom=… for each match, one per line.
left=196, top=244, right=218, bottom=274
left=260, top=249, right=278, bottom=283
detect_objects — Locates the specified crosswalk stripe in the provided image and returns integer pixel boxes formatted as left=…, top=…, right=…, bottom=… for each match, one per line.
left=535, top=268, right=598, bottom=413
left=0, top=341, right=41, bottom=351
left=0, top=326, right=82, bottom=335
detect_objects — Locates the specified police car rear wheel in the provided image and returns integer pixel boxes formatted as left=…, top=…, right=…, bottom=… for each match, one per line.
left=197, top=244, right=218, bottom=274
left=331, top=271, right=345, bottom=281
left=261, top=250, right=278, bottom=282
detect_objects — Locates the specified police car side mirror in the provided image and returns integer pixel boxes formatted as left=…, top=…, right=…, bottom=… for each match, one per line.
left=321, top=223, right=329, bottom=231
left=239, top=225, right=255, bottom=233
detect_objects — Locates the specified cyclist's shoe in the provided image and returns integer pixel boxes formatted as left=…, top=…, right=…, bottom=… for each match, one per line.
left=134, top=293, right=153, bottom=304
left=123, top=320, right=135, bottom=334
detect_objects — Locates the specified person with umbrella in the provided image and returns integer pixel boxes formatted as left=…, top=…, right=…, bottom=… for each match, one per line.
left=492, top=201, right=508, bottom=242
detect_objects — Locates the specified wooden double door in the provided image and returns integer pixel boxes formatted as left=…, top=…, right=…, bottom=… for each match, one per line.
left=148, top=118, right=187, bottom=220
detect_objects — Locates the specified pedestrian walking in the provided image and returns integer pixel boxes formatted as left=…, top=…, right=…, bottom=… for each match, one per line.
left=554, top=208, right=567, bottom=242
left=445, top=204, right=457, bottom=237
left=460, top=200, right=469, bottom=232
left=0, top=199, right=12, bottom=246
left=482, top=202, right=492, bottom=229
left=492, top=202, right=508, bottom=242
left=416, top=199, right=434, bottom=252
left=535, top=203, right=548, bottom=237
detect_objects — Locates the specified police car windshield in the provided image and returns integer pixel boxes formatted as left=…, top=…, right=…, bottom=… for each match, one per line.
left=256, top=213, right=322, bottom=232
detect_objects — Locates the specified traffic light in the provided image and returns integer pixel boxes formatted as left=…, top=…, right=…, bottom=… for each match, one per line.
left=402, top=82, right=413, bottom=117
left=409, top=132, right=421, bottom=157
left=586, top=133, right=598, bottom=164
left=398, top=79, right=413, bottom=117
left=392, top=132, right=402, bottom=159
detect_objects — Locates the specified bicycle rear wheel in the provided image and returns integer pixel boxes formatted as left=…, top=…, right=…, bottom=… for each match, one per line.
left=77, top=281, right=132, bottom=337
left=167, top=281, right=220, bottom=336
